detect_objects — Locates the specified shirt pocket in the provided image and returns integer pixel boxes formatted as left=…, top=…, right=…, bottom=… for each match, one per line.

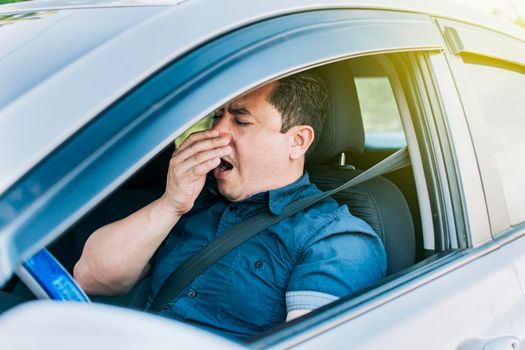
left=217, top=237, right=291, bottom=332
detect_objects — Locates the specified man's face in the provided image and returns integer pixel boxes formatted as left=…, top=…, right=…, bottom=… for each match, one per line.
left=211, top=83, right=299, bottom=202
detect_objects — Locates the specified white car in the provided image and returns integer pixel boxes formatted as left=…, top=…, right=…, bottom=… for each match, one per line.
left=1, top=0, right=525, bottom=349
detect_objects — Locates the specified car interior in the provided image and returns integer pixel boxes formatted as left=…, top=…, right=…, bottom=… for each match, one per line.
left=0, top=53, right=433, bottom=339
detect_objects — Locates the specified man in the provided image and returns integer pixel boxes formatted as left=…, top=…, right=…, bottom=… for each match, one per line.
left=74, top=73, right=386, bottom=339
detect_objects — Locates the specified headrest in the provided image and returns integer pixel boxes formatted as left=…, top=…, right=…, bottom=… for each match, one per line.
left=308, top=61, right=365, bottom=164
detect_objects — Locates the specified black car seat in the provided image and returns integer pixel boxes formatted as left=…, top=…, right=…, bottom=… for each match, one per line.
left=308, top=61, right=415, bottom=275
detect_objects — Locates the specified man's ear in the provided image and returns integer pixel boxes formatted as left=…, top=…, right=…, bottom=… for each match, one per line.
left=288, top=125, right=315, bottom=160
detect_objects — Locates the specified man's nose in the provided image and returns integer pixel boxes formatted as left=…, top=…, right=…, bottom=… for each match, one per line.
left=211, top=115, right=232, bottom=134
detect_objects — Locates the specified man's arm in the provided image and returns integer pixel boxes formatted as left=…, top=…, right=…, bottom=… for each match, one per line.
left=74, top=129, right=232, bottom=295
left=284, top=230, right=386, bottom=321
left=73, top=198, right=181, bottom=295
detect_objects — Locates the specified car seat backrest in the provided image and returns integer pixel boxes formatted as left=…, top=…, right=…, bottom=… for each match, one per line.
left=308, top=61, right=415, bottom=275
left=307, top=61, right=365, bottom=164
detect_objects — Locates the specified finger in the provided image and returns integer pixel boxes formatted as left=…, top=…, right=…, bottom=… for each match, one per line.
left=178, top=146, right=232, bottom=175
left=176, top=134, right=231, bottom=164
left=187, top=158, right=221, bottom=179
left=176, top=129, right=219, bottom=152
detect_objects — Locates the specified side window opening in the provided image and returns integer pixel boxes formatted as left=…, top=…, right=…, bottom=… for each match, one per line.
left=2, top=52, right=449, bottom=342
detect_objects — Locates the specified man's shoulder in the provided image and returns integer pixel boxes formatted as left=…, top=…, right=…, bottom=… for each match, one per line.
left=271, top=193, right=377, bottom=248
left=303, top=198, right=377, bottom=238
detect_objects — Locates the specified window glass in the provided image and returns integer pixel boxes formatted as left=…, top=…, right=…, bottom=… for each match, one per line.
left=463, top=55, right=525, bottom=225
left=354, top=76, right=406, bottom=148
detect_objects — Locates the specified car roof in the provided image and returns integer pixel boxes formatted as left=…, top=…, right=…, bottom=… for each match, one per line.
left=1, top=0, right=524, bottom=196
left=2, top=0, right=523, bottom=37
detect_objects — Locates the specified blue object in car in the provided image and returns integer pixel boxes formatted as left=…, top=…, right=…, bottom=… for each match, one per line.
left=18, top=249, right=90, bottom=302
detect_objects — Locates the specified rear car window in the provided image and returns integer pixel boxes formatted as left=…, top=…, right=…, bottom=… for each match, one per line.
left=462, top=55, right=525, bottom=225
left=355, top=76, right=406, bottom=148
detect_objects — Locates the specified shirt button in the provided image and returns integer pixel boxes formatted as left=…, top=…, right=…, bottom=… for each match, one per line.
left=187, top=289, right=197, bottom=299
left=254, top=260, right=264, bottom=268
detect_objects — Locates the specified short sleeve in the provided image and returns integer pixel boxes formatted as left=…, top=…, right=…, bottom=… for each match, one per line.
left=286, top=232, right=386, bottom=313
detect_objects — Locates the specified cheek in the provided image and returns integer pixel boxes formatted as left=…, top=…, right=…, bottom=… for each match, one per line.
left=236, top=134, right=288, bottom=171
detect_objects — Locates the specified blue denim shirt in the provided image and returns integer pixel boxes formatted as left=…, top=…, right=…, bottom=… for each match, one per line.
left=147, top=173, right=386, bottom=339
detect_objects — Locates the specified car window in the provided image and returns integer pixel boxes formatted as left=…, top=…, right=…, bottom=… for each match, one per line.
left=354, top=76, right=406, bottom=149
left=462, top=54, right=525, bottom=226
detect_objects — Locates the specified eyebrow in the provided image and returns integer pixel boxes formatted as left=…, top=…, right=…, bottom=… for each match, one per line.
left=227, top=106, right=255, bottom=118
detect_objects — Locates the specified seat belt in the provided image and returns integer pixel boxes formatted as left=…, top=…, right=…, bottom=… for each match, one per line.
left=149, top=147, right=410, bottom=313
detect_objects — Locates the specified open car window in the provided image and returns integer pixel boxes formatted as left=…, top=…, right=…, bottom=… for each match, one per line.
left=2, top=51, right=456, bottom=341
left=1, top=4, right=446, bottom=334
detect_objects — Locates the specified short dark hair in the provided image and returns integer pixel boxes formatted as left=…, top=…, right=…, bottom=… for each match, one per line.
left=268, top=72, right=329, bottom=154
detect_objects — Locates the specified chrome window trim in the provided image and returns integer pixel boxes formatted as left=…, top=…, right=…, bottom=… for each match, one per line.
left=496, top=221, right=525, bottom=247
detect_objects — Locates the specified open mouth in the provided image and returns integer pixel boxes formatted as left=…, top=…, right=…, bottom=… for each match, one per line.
left=214, top=158, right=234, bottom=179
left=219, top=158, right=233, bottom=171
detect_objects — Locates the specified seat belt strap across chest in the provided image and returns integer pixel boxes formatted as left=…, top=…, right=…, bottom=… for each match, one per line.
left=148, top=147, right=410, bottom=313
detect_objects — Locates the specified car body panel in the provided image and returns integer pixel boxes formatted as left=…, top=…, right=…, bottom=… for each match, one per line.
left=0, top=301, right=244, bottom=349
left=0, top=7, right=167, bottom=109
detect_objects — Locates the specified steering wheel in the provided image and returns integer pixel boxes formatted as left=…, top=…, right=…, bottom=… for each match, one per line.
left=17, top=249, right=90, bottom=302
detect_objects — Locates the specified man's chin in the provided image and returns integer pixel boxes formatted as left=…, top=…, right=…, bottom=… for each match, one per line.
left=217, top=183, right=245, bottom=202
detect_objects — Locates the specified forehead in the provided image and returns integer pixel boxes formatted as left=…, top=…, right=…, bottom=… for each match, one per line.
left=229, top=82, right=276, bottom=108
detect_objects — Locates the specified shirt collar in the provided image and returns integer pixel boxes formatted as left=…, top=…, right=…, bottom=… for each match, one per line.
left=266, top=173, right=312, bottom=215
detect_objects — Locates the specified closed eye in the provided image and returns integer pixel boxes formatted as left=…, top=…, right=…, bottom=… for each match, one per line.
left=235, top=119, right=251, bottom=126
left=213, top=109, right=224, bottom=119
left=213, top=107, right=252, bottom=126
